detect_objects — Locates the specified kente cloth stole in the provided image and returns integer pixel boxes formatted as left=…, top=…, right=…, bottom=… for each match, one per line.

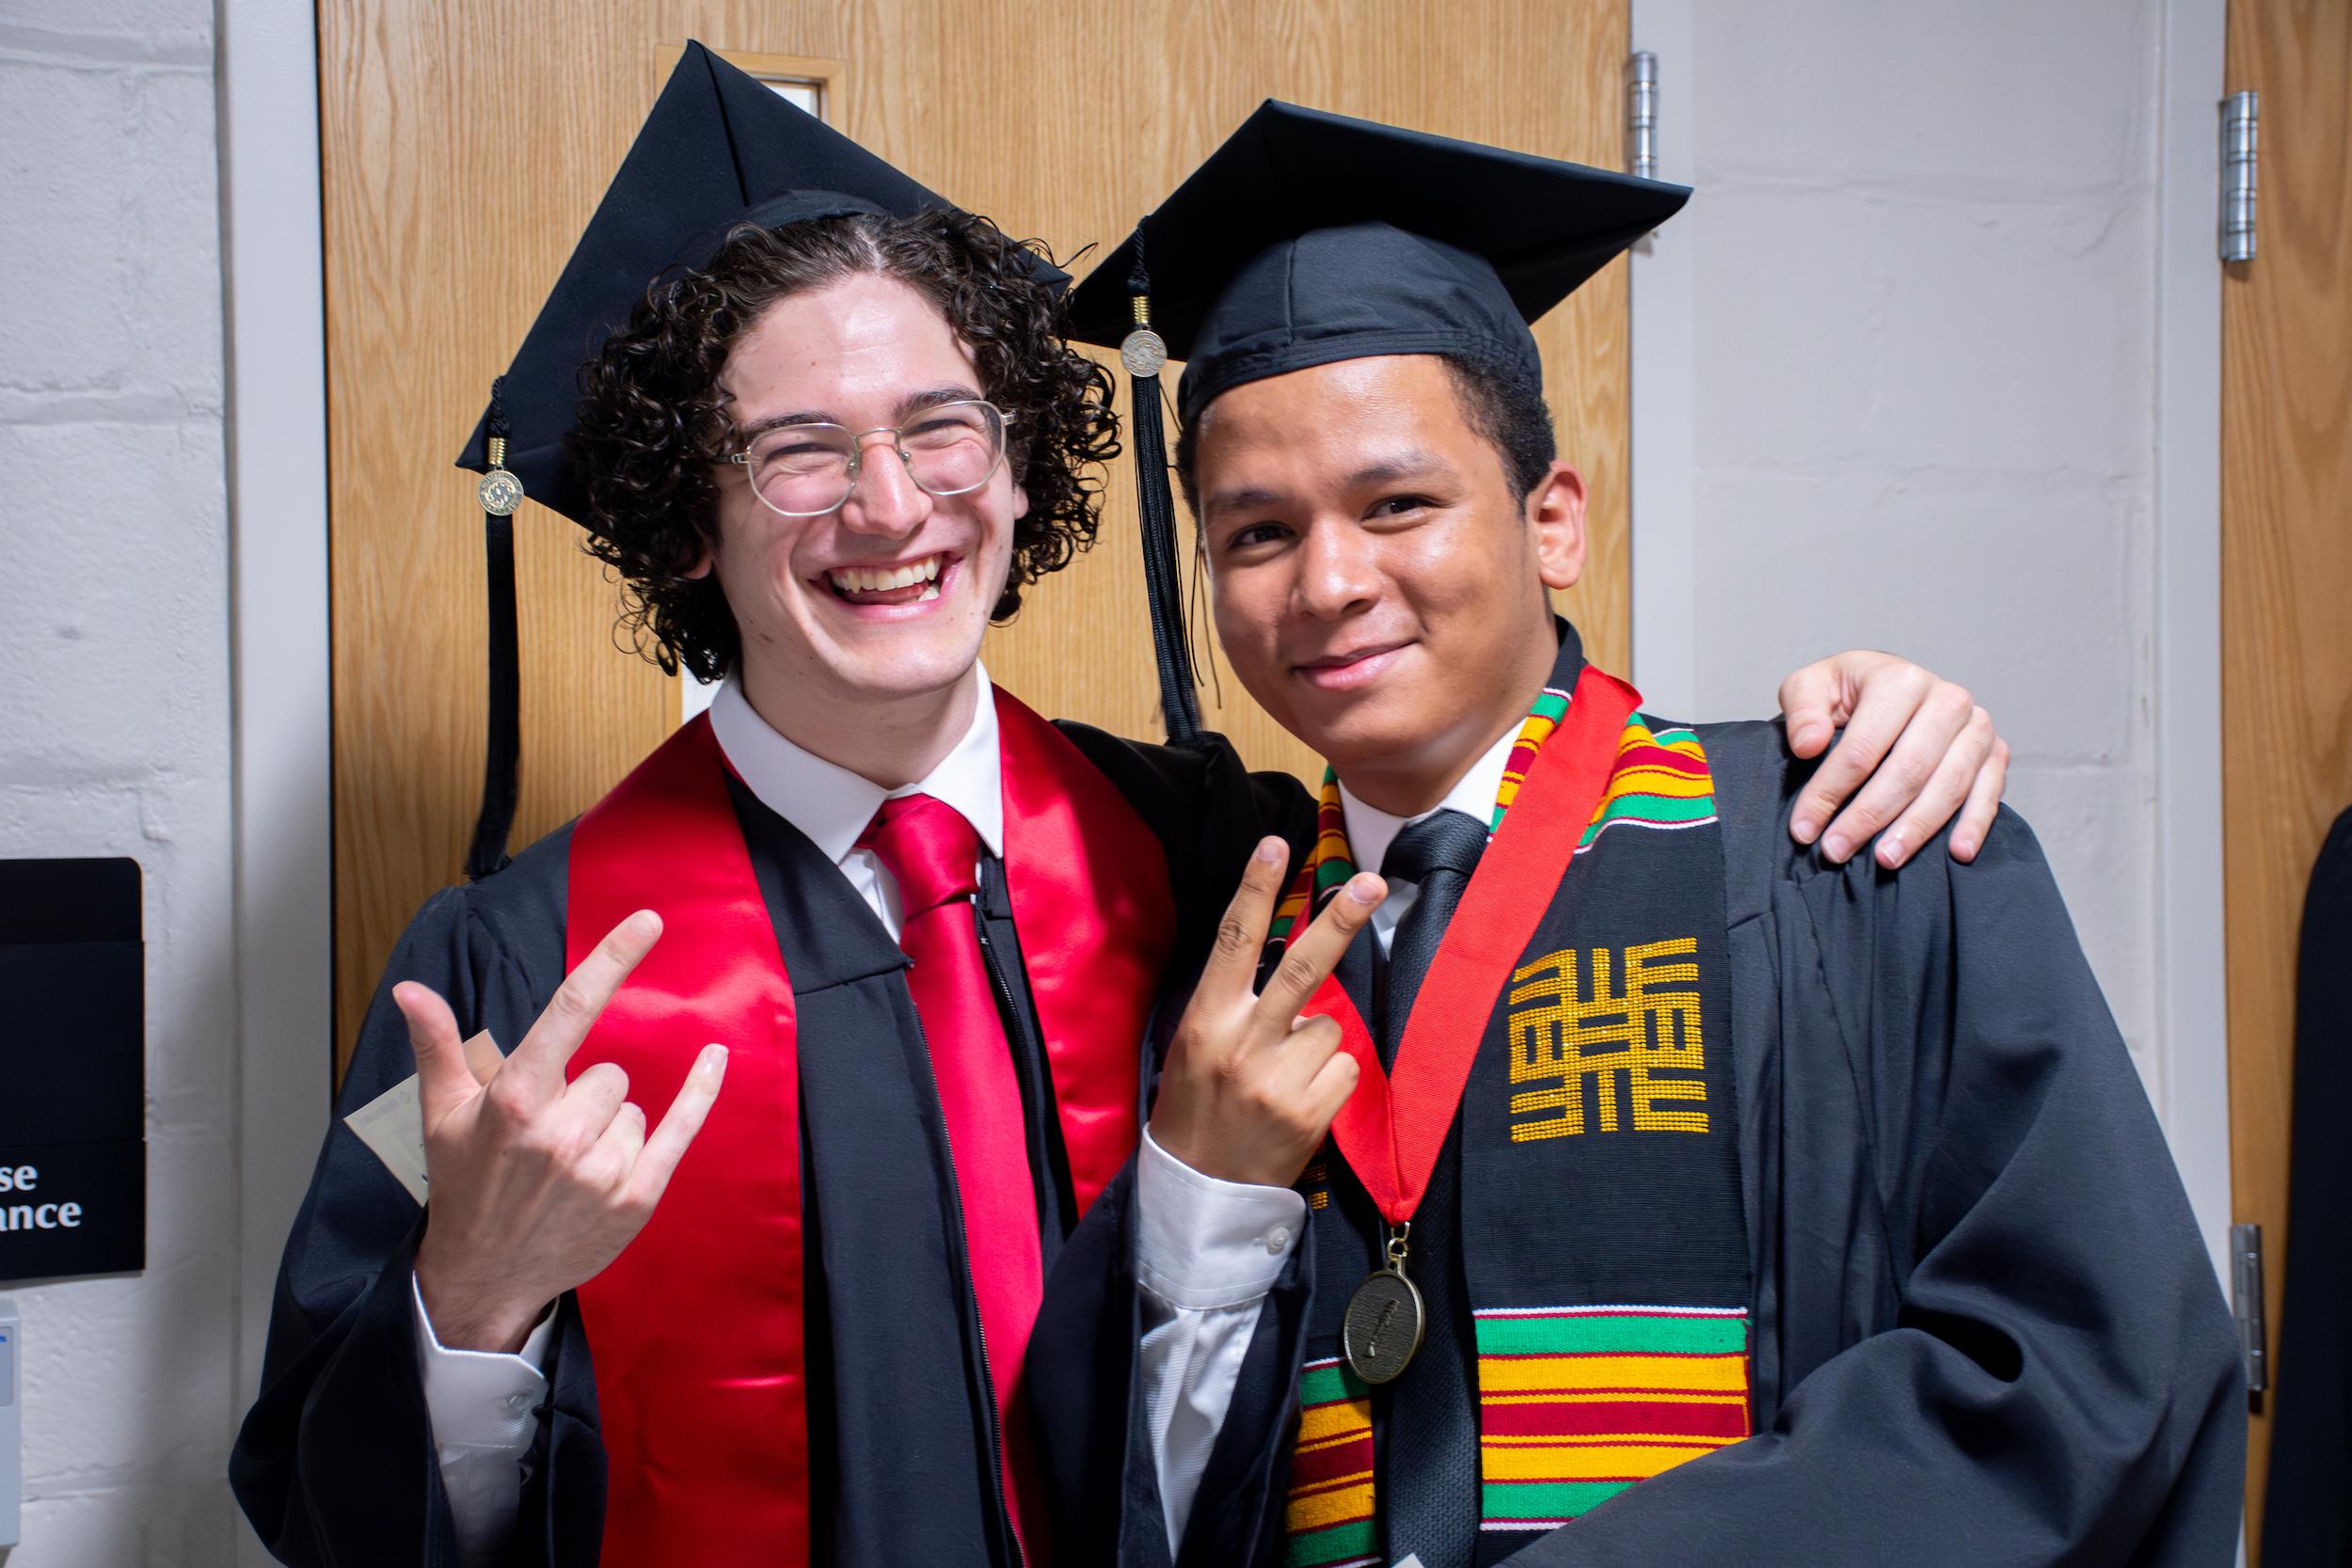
left=1270, top=683, right=1753, bottom=1568
left=563, top=698, right=1172, bottom=1566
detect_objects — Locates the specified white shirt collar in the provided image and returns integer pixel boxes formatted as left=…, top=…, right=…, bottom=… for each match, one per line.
left=1336, top=720, right=1518, bottom=881
left=707, top=663, right=1005, bottom=869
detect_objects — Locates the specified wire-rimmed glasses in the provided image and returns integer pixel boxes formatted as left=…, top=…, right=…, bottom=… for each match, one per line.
left=727, top=399, right=1014, bottom=518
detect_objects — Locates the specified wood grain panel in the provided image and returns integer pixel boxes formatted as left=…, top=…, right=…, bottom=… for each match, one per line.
left=323, top=0, right=1630, bottom=1066
left=946, top=3, right=1635, bottom=781
left=2220, top=0, right=2352, bottom=1554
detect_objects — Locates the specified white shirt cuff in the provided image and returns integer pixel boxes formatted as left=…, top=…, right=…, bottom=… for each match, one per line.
left=1135, top=1127, right=1308, bottom=1311
left=410, top=1272, right=556, bottom=1449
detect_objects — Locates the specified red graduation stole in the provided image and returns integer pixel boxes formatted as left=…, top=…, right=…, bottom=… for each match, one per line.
left=563, top=691, right=1173, bottom=1565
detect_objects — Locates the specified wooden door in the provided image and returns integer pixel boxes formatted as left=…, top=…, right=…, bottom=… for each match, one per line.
left=321, top=0, right=1634, bottom=1067
left=2219, top=0, right=2352, bottom=1554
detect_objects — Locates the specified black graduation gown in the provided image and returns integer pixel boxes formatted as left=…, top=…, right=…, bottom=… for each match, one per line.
left=2261, top=805, right=2352, bottom=1567
left=229, top=723, right=1310, bottom=1568
left=1032, top=720, right=2246, bottom=1567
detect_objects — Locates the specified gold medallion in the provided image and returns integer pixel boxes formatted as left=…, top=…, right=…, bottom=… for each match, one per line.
left=1120, top=327, right=1168, bottom=379
left=476, top=467, right=525, bottom=516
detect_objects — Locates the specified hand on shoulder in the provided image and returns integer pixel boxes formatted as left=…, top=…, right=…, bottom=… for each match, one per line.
left=1775, top=650, right=2010, bottom=868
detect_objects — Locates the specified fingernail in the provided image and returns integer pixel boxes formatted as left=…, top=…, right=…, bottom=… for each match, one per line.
left=629, top=909, right=660, bottom=935
left=705, top=1043, right=729, bottom=1069
left=1255, top=837, right=1285, bottom=863
left=1348, top=873, right=1383, bottom=905
left=1822, top=832, right=1851, bottom=862
left=1876, top=835, right=1904, bottom=867
left=1792, top=724, right=1823, bottom=752
left=1952, top=836, right=1976, bottom=861
left=1791, top=816, right=1820, bottom=844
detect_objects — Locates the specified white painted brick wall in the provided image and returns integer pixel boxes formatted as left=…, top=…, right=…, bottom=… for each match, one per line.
left=1679, top=0, right=2166, bottom=1087
left=0, top=3, right=239, bottom=1562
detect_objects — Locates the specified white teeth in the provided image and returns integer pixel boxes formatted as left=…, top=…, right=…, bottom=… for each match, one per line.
left=830, top=553, right=947, bottom=596
left=918, top=583, right=939, bottom=601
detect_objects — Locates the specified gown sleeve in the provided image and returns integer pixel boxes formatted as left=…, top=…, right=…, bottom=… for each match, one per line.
left=1029, top=728, right=1324, bottom=1568
left=1506, top=801, right=2246, bottom=1565
left=229, top=849, right=604, bottom=1568
left=1028, top=1152, right=1319, bottom=1568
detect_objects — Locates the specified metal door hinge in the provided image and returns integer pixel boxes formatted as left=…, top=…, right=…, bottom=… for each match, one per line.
left=1626, top=52, right=1660, bottom=181
left=2221, top=90, right=2258, bottom=263
left=2231, top=1223, right=2268, bottom=1392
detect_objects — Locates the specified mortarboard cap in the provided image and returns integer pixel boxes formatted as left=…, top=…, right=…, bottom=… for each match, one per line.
left=1062, top=101, right=1690, bottom=743
left=1067, top=100, right=1687, bottom=425
left=456, top=40, right=1066, bottom=526
left=449, top=41, right=1063, bottom=877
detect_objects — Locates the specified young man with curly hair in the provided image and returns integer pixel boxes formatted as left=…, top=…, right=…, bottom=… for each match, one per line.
left=232, top=53, right=2014, bottom=1568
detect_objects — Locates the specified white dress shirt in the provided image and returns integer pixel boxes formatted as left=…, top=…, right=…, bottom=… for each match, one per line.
left=415, top=666, right=1005, bottom=1564
left=1335, top=721, right=1518, bottom=955
left=1131, top=719, right=1522, bottom=1553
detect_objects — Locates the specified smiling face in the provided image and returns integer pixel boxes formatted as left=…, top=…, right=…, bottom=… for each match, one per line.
left=1191, top=354, right=1587, bottom=812
left=705, top=273, right=1026, bottom=724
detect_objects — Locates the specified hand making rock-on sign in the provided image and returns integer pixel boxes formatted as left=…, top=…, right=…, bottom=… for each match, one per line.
left=391, top=909, right=728, bottom=1355
left=1151, top=837, right=1388, bottom=1190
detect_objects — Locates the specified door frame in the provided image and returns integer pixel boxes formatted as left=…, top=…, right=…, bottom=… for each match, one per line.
left=219, top=8, right=334, bottom=1560
left=2149, top=0, right=2232, bottom=1293
left=1625, top=0, right=2236, bottom=1291
left=1626, top=0, right=1697, bottom=721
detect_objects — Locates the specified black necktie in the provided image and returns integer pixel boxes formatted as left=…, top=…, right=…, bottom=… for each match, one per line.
left=1375, top=807, right=1486, bottom=1568
left=1378, top=809, right=1490, bottom=1065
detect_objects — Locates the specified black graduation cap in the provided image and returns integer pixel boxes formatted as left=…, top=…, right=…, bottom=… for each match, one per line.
left=450, top=40, right=1065, bottom=877
left=456, top=40, right=1066, bottom=527
left=1065, top=102, right=1688, bottom=742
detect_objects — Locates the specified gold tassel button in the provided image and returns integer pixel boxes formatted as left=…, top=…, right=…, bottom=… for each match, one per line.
left=1121, top=292, right=1167, bottom=378
left=477, top=434, right=525, bottom=516
left=1120, top=327, right=1168, bottom=379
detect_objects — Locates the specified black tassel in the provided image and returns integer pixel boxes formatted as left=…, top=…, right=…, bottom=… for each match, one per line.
left=466, top=376, right=523, bottom=880
left=1123, top=238, right=1202, bottom=745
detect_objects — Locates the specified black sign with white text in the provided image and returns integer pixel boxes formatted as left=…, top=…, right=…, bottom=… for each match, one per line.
left=0, top=858, right=145, bottom=1282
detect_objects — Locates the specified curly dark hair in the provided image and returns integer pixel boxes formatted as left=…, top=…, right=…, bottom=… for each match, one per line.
left=570, top=209, right=1120, bottom=681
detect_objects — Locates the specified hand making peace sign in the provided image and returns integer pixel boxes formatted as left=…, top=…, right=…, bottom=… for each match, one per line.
left=1150, top=837, right=1389, bottom=1190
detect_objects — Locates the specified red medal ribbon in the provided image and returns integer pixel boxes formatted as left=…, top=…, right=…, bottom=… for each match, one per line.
left=1310, top=665, right=1641, bottom=1225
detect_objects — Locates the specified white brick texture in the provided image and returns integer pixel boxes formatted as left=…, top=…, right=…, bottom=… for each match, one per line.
left=1683, top=0, right=2165, bottom=1082
left=0, top=2, right=237, bottom=1563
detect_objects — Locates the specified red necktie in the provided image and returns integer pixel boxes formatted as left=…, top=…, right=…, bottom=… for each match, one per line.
left=858, top=793, right=1047, bottom=1558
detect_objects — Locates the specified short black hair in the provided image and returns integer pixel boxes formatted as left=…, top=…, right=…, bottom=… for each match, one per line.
left=1172, top=351, right=1556, bottom=515
left=1439, top=353, right=1556, bottom=499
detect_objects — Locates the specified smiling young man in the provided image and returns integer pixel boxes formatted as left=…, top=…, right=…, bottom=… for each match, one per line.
left=232, top=56, right=2026, bottom=1568
left=1035, top=103, right=2245, bottom=1568
left=230, top=52, right=1189, bottom=1568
